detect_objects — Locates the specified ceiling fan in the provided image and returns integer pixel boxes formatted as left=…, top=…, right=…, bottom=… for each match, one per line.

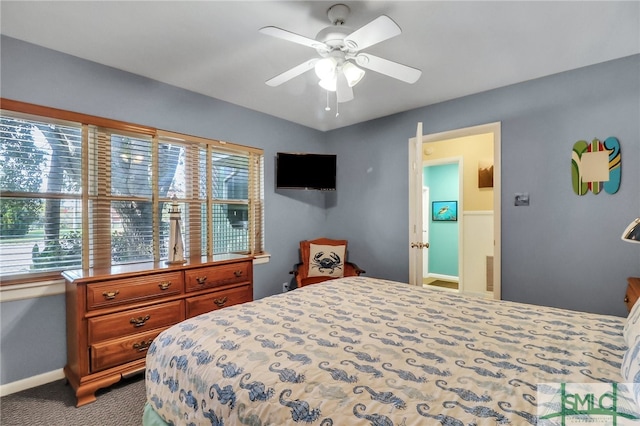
left=259, top=4, right=422, bottom=103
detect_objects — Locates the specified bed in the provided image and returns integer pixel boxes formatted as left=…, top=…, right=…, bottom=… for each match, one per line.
left=143, top=276, right=639, bottom=425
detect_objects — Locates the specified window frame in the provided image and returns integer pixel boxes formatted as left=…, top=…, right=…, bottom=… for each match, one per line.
left=0, top=99, right=265, bottom=285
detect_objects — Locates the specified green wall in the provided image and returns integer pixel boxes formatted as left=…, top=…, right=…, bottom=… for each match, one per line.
left=424, top=163, right=459, bottom=277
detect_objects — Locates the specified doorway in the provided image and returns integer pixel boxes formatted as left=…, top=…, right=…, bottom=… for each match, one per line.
left=409, top=122, right=501, bottom=299
left=423, top=159, right=462, bottom=292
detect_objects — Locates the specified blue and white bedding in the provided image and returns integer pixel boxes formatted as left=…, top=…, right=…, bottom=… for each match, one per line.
left=144, top=276, right=632, bottom=425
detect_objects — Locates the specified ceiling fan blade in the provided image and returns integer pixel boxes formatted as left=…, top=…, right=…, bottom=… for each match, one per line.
left=336, top=72, right=354, bottom=103
left=259, top=26, right=329, bottom=51
left=265, top=59, right=318, bottom=87
left=355, top=53, right=422, bottom=84
left=343, top=16, right=401, bottom=51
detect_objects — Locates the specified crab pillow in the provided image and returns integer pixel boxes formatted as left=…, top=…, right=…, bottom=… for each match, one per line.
left=307, top=243, right=345, bottom=278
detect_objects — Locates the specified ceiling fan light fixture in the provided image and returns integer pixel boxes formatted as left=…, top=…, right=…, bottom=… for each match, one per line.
left=342, top=61, right=365, bottom=87
left=319, top=77, right=337, bottom=92
left=314, top=57, right=337, bottom=81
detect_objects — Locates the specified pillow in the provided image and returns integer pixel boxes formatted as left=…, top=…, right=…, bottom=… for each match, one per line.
left=621, top=338, right=640, bottom=410
left=307, top=244, right=346, bottom=278
left=624, top=300, right=640, bottom=345
left=622, top=338, right=640, bottom=380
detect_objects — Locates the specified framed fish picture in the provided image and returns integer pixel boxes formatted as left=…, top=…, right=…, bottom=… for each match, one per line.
left=432, top=201, right=458, bottom=221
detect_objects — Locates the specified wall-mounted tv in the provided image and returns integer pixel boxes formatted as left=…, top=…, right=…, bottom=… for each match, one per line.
left=276, top=152, right=337, bottom=190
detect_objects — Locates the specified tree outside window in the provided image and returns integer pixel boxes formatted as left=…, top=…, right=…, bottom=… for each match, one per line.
left=1, top=116, right=82, bottom=274
left=0, top=107, right=264, bottom=281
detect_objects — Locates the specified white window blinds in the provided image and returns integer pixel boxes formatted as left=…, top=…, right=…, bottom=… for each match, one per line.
left=157, top=131, right=264, bottom=258
left=1, top=105, right=264, bottom=281
left=0, top=112, right=83, bottom=275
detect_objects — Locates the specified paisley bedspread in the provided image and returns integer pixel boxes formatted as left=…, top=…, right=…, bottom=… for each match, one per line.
left=144, top=276, right=628, bottom=425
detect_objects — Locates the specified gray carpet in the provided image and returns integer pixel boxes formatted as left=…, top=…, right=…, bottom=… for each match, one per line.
left=0, top=374, right=146, bottom=426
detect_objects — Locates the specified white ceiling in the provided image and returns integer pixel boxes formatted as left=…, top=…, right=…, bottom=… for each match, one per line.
left=2, top=1, right=639, bottom=131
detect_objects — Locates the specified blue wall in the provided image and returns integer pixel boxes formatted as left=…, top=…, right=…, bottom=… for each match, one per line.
left=0, top=36, right=331, bottom=385
left=424, top=164, right=459, bottom=277
left=1, top=35, right=639, bottom=386
left=326, top=54, right=640, bottom=316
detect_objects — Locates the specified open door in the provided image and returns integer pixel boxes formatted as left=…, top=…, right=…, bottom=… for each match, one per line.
left=408, top=123, right=424, bottom=286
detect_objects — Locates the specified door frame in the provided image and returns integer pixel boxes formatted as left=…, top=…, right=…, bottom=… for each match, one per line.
left=409, top=122, right=501, bottom=299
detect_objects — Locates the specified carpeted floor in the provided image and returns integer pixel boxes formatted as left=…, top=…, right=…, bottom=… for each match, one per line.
left=0, top=374, right=146, bottom=426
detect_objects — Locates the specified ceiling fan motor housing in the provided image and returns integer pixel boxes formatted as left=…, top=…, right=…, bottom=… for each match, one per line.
left=315, top=25, right=352, bottom=54
left=315, top=4, right=355, bottom=55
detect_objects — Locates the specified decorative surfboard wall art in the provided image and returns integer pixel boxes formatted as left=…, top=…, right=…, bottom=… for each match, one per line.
left=571, top=137, right=621, bottom=195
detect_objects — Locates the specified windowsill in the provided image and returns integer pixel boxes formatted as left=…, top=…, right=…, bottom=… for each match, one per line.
left=253, top=253, right=271, bottom=265
left=0, top=279, right=65, bottom=303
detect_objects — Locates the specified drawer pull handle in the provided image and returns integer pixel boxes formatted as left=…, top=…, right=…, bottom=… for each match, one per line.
left=130, top=315, right=151, bottom=327
left=158, top=282, right=172, bottom=290
left=625, top=295, right=630, bottom=303
left=196, top=276, right=207, bottom=285
left=234, top=270, right=243, bottom=278
left=102, top=290, right=119, bottom=300
left=133, top=340, right=153, bottom=352
left=214, top=297, right=228, bottom=308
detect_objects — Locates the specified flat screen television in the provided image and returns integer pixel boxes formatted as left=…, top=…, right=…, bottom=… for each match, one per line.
left=276, top=152, right=337, bottom=190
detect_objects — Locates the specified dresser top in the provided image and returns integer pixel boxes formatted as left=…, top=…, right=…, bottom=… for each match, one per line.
left=62, top=254, right=253, bottom=283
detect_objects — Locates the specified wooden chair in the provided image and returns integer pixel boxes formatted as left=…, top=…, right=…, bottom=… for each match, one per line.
left=290, top=237, right=365, bottom=288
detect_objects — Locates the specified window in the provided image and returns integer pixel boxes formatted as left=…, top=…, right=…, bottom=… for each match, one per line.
left=0, top=101, right=264, bottom=282
left=0, top=113, right=83, bottom=275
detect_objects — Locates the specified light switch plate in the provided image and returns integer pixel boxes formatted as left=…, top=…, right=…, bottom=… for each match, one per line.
left=515, top=193, right=529, bottom=206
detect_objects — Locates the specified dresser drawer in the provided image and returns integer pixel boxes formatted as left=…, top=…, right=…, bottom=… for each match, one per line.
left=88, top=300, right=184, bottom=344
left=90, top=328, right=164, bottom=372
left=86, top=271, right=184, bottom=310
left=185, top=261, right=251, bottom=292
left=186, top=285, right=252, bottom=318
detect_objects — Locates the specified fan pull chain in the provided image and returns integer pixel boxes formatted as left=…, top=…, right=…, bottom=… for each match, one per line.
left=325, top=90, right=331, bottom=111
left=335, top=96, right=340, bottom=117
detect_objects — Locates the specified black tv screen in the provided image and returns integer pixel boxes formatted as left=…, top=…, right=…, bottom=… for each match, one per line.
left=276, top=152, right=336, bottom=190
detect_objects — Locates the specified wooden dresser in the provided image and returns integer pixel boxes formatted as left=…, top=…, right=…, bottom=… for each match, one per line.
left=625, top=277, right=640, bottom=313
left=63, top=254, right=253, bottom=407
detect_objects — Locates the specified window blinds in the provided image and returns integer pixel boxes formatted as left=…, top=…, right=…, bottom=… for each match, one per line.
left=1, top=104, right=264, bottom=281
left=0, top=113, right=83, bottom=275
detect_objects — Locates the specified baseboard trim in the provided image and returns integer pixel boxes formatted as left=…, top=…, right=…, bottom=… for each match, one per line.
left=0, top=368, right=65, bottom=397
left=426, top=273, right=459, bottom=283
